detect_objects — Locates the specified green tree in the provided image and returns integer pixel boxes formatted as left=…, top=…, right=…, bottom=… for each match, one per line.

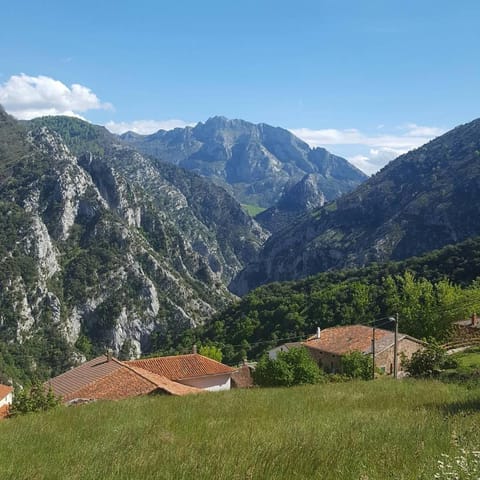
left=10, top=381, right=61, bottom=416
left=341, top=351, right=373, bottom=380
left=253, top=347, right=322, bottom=387
left=199, top=345, right=223, bottom=362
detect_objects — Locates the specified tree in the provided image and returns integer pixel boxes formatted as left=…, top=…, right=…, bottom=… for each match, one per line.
left=341, top=351, right=373, bottom=380
left=199, top=345, right=223, bottom=362
left=9, top=381, right=61, bottom=416
left=253, top=347, right=322, bottom=387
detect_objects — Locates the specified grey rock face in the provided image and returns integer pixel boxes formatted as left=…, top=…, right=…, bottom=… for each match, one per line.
left=0, top=111, right=267, bottom=364
left=256, top=174, right=326, bottom=234
left=121, top=116, right=367, bottom=208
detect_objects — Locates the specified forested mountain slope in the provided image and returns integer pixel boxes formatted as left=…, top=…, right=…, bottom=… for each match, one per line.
left=0, top=110, right=266, bottom=382
left=232, top=117, right=480, bottom=294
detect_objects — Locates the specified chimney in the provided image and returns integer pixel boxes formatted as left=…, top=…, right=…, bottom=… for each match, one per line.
left=192, top=344, right=197, bottom=354
left=316, top=326, right=321, bottom=339
left=243, top=358, right=248, bottom=366
left=472, top=313, right=478, bottom=327
left=106, top=348, right=113, bottom=362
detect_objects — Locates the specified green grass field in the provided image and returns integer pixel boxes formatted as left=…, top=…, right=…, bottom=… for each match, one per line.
left=241, top=203, right=267, bottom=217
left=451, top=347, right=480, bottom=373
left=1, top=380, right=479, bottom=480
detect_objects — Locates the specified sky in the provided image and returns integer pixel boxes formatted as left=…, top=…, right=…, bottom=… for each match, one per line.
left=1, top=0, right=480, bottom=174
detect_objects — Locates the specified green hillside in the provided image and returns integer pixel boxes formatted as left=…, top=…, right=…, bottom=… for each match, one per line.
left=170, top=237, right=480, bottom=364
left=1, top=380, right=479, bottom=479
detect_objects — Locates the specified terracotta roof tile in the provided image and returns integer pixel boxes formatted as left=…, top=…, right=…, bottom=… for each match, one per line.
left=0, top=384, right=13, bottom=400
left=127, top=366, right=202, bottom=396
left=46, top=355, right=123, bottom=398
left=126, top=354, right=235, bottom=381
left=304, top=325, right=393, bottom=355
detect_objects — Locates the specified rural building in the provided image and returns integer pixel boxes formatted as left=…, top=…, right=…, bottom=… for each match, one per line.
left=126, top=354, right=235, bottom=392
left=268, top=342, right=303, bottom=360
left=303, top=325, right=424, bottom=375
left=46, top=354, right=203, bottom=403
left=46, top=352, right=236, bottom=403
left=231, top=361, right=254, bottom=388
left=0, top=384, right=13, bottom=419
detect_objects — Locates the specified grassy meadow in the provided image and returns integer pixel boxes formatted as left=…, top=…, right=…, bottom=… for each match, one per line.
left=241, top=203, right=266, bottom=217
left=1, top=379, right=479, bottom=480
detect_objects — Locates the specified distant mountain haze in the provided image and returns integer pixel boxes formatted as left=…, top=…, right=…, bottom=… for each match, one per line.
left=120, top=116, right=367, bottom=208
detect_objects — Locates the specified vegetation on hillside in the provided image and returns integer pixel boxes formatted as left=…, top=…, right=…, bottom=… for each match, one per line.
left=0, top=380, right=478, bottom=479
left=157, top=238, right=480, bottom=364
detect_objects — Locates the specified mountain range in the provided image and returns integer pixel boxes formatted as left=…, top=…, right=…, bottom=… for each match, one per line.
left=120, top=116, right=367, bottom=208
left=2, top=104, right=480, bottom=381
left=231, top=117, right=480, bottom=294
left=0, top=108, right=267, bottom=378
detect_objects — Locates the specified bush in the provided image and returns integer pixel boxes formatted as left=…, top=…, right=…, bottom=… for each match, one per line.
left=9, top=381, right=61, bottom=416
left=253, top=347, right=322, bottom=387
left=402, top=343, right=447, bottom=377
left=341, top=351, right=374, bottom=380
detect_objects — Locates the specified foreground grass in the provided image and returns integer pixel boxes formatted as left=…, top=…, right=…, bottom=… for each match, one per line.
left=1, top=380, right=479, bottom=480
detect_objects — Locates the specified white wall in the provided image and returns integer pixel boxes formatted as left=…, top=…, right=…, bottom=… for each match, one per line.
left=0, top=392, right=13, bottom=408
left=268, top=345, right=290, bottom=360
left=180, top=374, right=231, bottom=392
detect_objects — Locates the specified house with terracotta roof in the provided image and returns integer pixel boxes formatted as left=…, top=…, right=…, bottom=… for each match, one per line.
left=126, top=353, right=236, bottom=392
left=46, top=352, right=236, bottom=403
left=46, top=354, right=203, bottom=403
left=303, top=325, right=424, bottom=375
left=268, top=342, right=303, bottom=360
left=0, top=384, right=13, bottom=419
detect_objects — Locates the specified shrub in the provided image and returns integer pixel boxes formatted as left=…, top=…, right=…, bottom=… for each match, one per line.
left=199, top=345, right=223, bottom=362
left=9, top=381, right=61, bottom=416
left=341, top=351, right=374, bottom=380
left=253, top=347, right=322, bottom=387
left=403, top=343, right=447, bottom=377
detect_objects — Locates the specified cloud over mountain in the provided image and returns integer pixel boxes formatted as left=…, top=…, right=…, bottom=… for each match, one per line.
left=0, top=73, right=112, bottom=119
left=290, top=123, right=446, bottom=174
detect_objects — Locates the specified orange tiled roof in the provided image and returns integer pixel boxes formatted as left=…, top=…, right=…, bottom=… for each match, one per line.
left=46, top=355, right=124, bottom=398
left=126, top=354, right=235, bottom=381
left=0, top=384, right=13, bottom=400
left=127, top=366, right=202, bottom=396
left=46, top=355, right=203, bottom=402
left=304, top=325, right=394, bottom=355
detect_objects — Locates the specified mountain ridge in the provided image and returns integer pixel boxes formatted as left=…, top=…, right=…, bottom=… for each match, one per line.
left=231, top=116, right=480, bottom=294
left=120, top=116, right=367, bottom=208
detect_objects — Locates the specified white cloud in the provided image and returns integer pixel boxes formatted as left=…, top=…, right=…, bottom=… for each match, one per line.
left=105, top=119, right=196, bottom=135
left=0, top=73, right=112, bottom=120
left=290, top=123, right=446, bottom=175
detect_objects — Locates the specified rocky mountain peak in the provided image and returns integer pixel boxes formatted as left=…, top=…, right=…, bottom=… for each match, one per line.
left=277, top=173, right=326, bottom=211
left=121, top=116, right=367, bottom=208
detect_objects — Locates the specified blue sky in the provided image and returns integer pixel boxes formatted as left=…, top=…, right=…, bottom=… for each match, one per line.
left=1, top=0, right=479, bottom=173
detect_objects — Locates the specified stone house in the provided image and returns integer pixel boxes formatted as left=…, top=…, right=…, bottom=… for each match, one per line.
left=303, top=325, right=425, bottom=375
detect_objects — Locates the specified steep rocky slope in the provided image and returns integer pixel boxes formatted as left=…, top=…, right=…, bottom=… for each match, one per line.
left=231, top=117, right=480, bottom=294
left=120, top=116, right=367, bottom=208
left=255, top=173, right=326, bottom=233
left=0, top=109, right=266, bottom=378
